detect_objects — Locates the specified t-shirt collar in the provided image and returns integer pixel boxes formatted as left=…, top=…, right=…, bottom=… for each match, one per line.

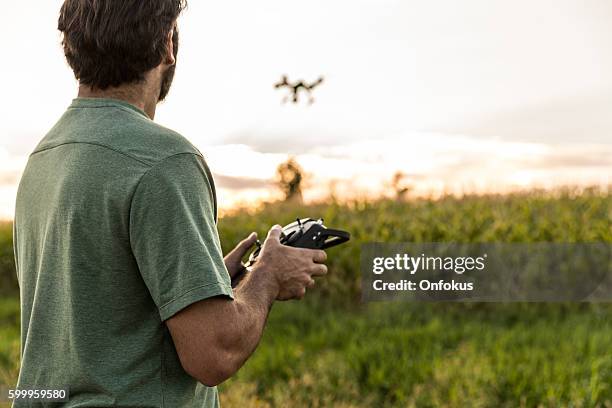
left=70, top=97, right=150, bottom=119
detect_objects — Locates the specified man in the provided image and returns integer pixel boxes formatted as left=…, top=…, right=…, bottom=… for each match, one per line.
left=12, top=0, right=327, bottom=406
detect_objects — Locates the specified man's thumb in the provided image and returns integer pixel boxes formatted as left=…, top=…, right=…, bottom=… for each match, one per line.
left=265, top=224, right=282, bottom=243
left=238, top=232, right=258, bottom=250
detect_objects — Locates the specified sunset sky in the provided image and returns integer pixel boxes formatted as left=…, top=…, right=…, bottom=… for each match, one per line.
left=1, top=0, right=611, bottom=218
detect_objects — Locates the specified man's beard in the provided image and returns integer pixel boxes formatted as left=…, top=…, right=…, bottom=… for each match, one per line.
left=158, top=28, right=179, bottom=102
left=158, top=64, right=176, bottom=102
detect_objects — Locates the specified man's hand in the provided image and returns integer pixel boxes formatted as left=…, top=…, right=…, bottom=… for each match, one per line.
left=253, top=225, right=328, bottom=300
left=224, top=232, right=258, bottom=279
left=167, top=224, right=329, bottom=387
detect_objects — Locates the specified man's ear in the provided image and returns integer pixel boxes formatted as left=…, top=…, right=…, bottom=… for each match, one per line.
left=165, top=27, right=176, bottom=66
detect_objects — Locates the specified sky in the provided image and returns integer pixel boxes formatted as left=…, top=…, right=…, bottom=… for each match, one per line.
left=0, top=0, right=611, bottom=218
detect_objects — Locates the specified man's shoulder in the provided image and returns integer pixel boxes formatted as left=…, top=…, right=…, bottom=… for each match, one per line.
left=119, top=118, right=203, bottom=166
left=35, top=103, right=204, bottom=168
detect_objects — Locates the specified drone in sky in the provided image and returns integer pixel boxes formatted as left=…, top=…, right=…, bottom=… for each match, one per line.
left=274, top=75, right=324, bottom=105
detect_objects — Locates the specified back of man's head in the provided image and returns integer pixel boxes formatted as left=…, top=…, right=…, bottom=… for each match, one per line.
left=58, top=0, right=187, bottom=91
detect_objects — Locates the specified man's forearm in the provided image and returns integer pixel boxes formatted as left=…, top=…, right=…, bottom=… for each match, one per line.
left=168, top=226, right=323, bottom=386
left=166, top=265, right=279, bottom=386
left=220, top=266, right=278, bottom=368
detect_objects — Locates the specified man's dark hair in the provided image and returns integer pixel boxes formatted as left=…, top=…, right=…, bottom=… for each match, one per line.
left=58, top=0, right=187, bottom=90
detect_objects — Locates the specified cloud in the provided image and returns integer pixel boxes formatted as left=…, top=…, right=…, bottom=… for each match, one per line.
left=446, top=90, right=612, bottom=144
left=213, top=173, right=273, bottom=190
left=1, top=131, right=42, bottom=155
left=220, top=128, right=369, bottom=155
left=0, top=148, right=27, bottom=187
left=417, top=142, right=612, bottom=176
left=520, top=148, right=612, bottom=169
left=0, top=170, right=22, bottom=186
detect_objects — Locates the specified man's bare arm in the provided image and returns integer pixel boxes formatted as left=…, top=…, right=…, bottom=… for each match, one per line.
left=165, top=263, right=277, bottom=386
left=166, top=225, right=327, bottom=386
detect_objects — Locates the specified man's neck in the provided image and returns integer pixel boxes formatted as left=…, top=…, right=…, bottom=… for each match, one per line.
left=77, top=83, right=158, bottom=119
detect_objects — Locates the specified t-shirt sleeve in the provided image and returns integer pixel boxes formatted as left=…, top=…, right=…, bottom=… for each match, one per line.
left=129, top=153, right=233, bottom=321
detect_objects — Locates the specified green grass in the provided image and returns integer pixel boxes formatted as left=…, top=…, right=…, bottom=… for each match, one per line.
left=217, top=187, right=612, bottom=303
left=0, top=221, right=17, bottom=296
left=0, top=188, right=611, bottom=407
left=0, top=297, right=20, bottom=408
left=219, top=301, right=611, bottom=407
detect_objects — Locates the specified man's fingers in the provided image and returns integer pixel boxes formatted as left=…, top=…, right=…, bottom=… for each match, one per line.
left=295, top=287, right=306, bottom=300
left=306, top=277, right=316, bottom=288
left=311, top=250, right=327, bottom=264
left=294, top=248, right=327, bottom=263
left=310, top=264, right=328, bottom=277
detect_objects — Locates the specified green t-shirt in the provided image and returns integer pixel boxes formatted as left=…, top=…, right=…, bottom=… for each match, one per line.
left=13, top=98, right=233, bottom=407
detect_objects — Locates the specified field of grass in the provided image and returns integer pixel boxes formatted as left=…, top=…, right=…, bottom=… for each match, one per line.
left=0, top=188, right=610, bottom=407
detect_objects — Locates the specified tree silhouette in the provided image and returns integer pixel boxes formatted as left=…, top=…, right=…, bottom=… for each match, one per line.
left=391, top=171, right=412, bottom=201
left=276, top=157, right=304, bottom=202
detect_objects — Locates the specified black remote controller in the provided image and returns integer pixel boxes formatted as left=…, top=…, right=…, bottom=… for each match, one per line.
left=246, top=218, right=350, bottom=266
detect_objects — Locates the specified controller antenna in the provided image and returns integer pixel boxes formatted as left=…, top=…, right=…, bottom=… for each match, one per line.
left=296, top=218, right=303, bottom=231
